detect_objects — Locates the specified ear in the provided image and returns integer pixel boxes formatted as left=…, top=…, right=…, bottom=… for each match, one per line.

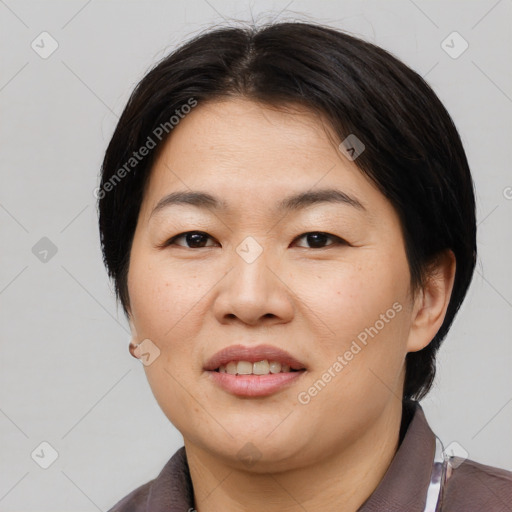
left=406, top=249, right=456, bottom=353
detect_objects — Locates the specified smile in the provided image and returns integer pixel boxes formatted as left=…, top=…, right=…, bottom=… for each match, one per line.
left=204, top=344, right=307, bottom=397
left=216, top=360, right=301, bottom=375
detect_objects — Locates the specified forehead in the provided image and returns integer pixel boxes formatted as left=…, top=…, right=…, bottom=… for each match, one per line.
left=139, top=98, right=386, bottom=221
left=161, top=98, right=339, bottom=169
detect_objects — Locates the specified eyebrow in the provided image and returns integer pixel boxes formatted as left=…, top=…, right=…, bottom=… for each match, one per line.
left=149, top=188, right=366, bottom=220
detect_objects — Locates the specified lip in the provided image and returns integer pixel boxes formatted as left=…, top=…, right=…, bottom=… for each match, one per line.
left=203, top=344, right=307, bottom=398
left=203, top=344, right=307, bottom=371
left=207, top=371, right=305, bottom=397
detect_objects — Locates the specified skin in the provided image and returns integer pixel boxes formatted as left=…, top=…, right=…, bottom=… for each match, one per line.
left=126, top=97, right=456, bottom=512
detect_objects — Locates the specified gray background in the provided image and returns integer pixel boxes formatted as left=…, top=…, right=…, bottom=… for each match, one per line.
left=1, top=0, right=511, bottom=510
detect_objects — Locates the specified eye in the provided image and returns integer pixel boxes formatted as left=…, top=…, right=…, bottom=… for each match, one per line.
left=164, top=231, right=218, bottom=249
left=293, top=231, right=347, bottom=249
left=161, top=230, right=347, bottom=250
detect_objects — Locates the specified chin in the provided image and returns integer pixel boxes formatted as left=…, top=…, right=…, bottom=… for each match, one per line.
left=191, top=423, right=312, bottom=471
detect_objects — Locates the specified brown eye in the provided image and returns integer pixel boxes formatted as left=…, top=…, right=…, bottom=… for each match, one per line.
left=293, top=232, right=346, bottom=249
left=162, top=231, right=347, bottom=250
left=166, top=231, right=217, bottom=248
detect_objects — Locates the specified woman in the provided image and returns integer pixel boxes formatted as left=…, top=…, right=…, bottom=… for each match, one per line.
left=98, top=20, right=512, bottom=512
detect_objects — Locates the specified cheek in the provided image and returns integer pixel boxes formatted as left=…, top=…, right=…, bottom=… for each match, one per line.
left=298, top=256, right=410, bottom=348
left=293, top=253, right=412, bottom=406
left=127, top=255, right=207, bottom=431
left=127, top=250, right=199, bottom=339
left=126, top=250, right=224, bottom=381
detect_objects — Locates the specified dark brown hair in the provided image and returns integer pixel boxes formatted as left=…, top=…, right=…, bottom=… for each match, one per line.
left=97, top=21, right=477, bottom=401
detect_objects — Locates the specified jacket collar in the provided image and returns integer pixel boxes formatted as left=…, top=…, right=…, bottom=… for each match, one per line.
left=358, top=400, right=436, bottom=511
left=146, top=400, right=435, bottom=511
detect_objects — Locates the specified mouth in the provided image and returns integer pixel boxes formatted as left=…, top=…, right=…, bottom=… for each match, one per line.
left=204, top=344, right=307, bottom=397
left=214, top=360, right=304, bottom=375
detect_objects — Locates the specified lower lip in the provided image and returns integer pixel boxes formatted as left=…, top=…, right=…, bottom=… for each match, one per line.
left=206, top=370, right=306, bottom=397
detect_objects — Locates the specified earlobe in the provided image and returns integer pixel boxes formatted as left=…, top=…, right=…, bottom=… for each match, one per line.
left=129, top=341, right=141, bottom=359
left=406, top=250, right=456, bottom=353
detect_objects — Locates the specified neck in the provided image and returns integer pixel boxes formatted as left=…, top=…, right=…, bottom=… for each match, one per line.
left=185, top=399, right=405, bottom=512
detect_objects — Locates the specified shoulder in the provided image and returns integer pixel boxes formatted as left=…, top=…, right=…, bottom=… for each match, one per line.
left=106, top=480, right=153, bottom=512
left=443, top=456, right=512, bottom=511
left=105, top=446, right=192, bottom=512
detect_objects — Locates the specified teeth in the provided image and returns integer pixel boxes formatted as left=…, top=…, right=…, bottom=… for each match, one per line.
left=237, top=361, right=253, bottom=375
left=269, top=361, right=281, bottom=373
left=253, top=360, right=270, bottom=375
left=217, top=360, right=299, bottom=375
left=226, top=361, right=237, bottom=375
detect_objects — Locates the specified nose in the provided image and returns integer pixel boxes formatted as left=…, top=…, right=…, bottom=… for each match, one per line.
left=213, top=246, right=295, bottom=327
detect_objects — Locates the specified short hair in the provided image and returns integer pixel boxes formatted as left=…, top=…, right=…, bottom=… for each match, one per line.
left=97, top=21, right=477, bottom=401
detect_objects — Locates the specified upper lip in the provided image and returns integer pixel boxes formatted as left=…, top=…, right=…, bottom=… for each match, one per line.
left=203, top=344, right=307, bottom=371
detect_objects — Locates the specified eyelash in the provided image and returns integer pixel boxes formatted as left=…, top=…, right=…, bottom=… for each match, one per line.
left=161, top=231, right=348, bottom=249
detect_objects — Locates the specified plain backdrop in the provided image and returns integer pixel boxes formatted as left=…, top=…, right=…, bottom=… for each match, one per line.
left=1, top=0, right=511, bottom=510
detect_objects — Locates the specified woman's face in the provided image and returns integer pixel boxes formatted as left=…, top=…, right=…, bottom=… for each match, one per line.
left=127, top=97, right=420, bottom=471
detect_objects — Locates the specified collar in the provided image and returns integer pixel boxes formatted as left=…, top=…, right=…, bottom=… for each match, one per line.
left=357, top=400, right=436, bottom=511
left=146, top=400, right=435, bottom=511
